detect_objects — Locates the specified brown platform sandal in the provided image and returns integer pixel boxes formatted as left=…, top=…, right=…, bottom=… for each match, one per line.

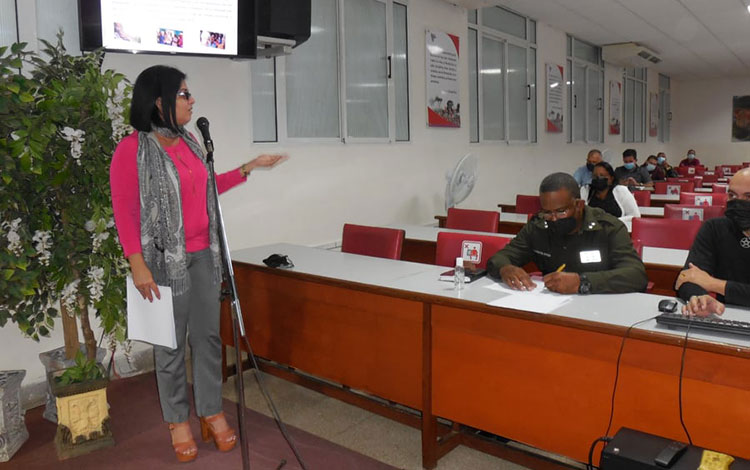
left=168, top=422, right=198, bottom=463
left=199, top=412, right=237, bottom=452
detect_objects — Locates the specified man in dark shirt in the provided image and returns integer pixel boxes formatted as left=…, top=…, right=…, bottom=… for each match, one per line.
left=676, top=168, right=750, bottom=315
left=679, top=149, right=701, bottom=167
left=486, top=172, right=647, bottom=294
left=614, top=148, right=653, bottom=188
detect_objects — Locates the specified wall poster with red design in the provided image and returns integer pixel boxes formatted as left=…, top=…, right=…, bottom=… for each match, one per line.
left=426, top=30, right=460, bottom=128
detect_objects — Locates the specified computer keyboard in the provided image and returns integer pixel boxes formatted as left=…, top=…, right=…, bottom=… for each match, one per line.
left=656, top=312, right=750, bottom=337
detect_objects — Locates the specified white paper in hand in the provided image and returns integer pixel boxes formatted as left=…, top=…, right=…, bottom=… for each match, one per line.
left=126, top=276, right=177, bottom=349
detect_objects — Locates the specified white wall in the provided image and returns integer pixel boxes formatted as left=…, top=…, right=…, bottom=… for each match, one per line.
left=670, top=76, right=750, bottom=166
left=1, top=0, right=725, bottom=397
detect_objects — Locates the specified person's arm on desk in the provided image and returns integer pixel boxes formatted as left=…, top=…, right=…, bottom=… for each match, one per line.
left=487, top=223, right=536, bottom=290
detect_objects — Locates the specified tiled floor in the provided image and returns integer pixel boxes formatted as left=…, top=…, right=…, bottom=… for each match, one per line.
left=222, top=370, right=531, bottom=470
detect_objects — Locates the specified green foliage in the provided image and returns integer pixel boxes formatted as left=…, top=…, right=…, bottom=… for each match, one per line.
left=54, top=350, right=105, bottom=385
left=0, top=32, right=132, bottom=344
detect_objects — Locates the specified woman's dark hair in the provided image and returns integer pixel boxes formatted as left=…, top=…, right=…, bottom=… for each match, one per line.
left=129, top=65, right=186, bottom=132
left=589, top=162, right=617, bottom=201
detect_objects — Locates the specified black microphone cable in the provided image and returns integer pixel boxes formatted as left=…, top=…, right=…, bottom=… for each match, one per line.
left=678, top=318, right=693, bottom=445
left=586, top=314, right=658, bottom=470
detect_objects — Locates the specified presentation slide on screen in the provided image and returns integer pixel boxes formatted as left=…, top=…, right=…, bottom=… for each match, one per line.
left=101, top=0, right=238, bottom=55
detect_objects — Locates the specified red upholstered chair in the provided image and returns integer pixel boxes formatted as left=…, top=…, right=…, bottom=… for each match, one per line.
left=631, top=218, right=702, bottom=255
left=701, top=173, right=719, bottom=184
left=653, top=181, right=694, bottom=195
left=435, top=232, right=511, bottom=269
left=445, top=208, right=499, bottom=233
left=515, top=195, right=542, bottom=215
left=341, top=224, right=405, bottom=260
left=679, top=192, right=728, bottom=207
left=712, top=184, right=728, bottom=193
left=663, top=204, right=725, bottom=221
left=743, top=162, right=750, bottom=168
left=632, top=190, right=651, bottom=207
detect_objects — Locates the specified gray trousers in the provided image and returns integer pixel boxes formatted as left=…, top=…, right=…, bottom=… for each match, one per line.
left=154, top=249, right=222, bottom=423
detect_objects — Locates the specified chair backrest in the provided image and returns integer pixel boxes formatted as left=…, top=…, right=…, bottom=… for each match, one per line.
left=663, top=204, right=725, bottom=221
left=515, top=194, right=542, bottom=215
left=632, top=190, right=651, bottom=207
left=631, top=218, right=702, bottom=251
left=712, top=184, right=728, bottom=193
left=341, top=224, right=405, bottom=260
left=676, top=165, right=705, bottom=176
left=679, top=192, right=728, bottom=207
left=435, top=232, right=511, bottom=269
left=445, top=208, right=499, bottom=232
left=654, top=181, right=694, bottom=195
left=743, top=162, right=750, bottom=168
left=701, top=173, right=719, bottom=183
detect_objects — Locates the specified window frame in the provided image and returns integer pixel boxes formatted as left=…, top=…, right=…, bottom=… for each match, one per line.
left=566, top=35, right=604, bottom=144
left=658, top=73, right=670, bottom=143
left=468, top=6, right=537, bottom=145
left=622, top=67, right=647, bottom=143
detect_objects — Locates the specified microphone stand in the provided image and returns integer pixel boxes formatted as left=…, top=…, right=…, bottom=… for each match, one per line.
left=204, top=145, right=251, bottom=470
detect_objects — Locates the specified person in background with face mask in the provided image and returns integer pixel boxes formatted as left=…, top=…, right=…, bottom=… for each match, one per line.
left=679, top=148, right=701, bottom=166
left=581, top=162, right=641, bottom=224
left=486, top=172, right=647, bottom=295
left=643, top=155, right=666, bottom=181
left=573, top=149, right=603, bottom=186
left=676, top=168, right=750, bottom=316
left=656, top=152, right=679, bottom=178
left=615, top=148, right=653, bottom=188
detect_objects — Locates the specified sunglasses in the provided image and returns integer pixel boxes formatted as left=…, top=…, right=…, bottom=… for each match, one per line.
left=177, top=90, right=192, bottom=100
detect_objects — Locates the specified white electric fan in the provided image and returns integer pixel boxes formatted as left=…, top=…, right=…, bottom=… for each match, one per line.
left=444, top=153, right=479, bottom=212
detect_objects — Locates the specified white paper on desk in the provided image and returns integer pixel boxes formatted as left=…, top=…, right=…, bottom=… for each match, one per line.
left=483, top=277, right=545, bottom=294
left=126, top=276, right=176, bottom=349
left=487, top=293, right=571, bottom=314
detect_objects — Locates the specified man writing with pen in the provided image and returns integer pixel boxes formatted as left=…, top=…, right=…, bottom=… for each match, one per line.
left=487, top=172, right=648, bottom=294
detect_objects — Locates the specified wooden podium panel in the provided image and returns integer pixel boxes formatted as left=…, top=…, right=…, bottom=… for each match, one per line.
left=430, top=304, right=750, bottom=462
left=221, top=264, right=425, bottom=410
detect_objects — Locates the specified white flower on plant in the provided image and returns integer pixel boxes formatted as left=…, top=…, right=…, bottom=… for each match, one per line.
left=60, top=127, right=86, bottom=166
left=87, top=266, right=105, bottom=304
left=84, top=220, right=96, bottom=232
left=106, top=218, right=115, bottom=228
left=2, top=218, right=23, bottom=256
left=10, top=131, right=20, bottom=141
left=32, top=230, right=52, bottom=265
left=91, top=231, right=110, bottom=253
left=107, top=84, right=131, bottom=141
left=60, top=279, right=80, bottom=313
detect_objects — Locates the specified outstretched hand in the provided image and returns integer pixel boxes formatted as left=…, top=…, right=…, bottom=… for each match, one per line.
left=249, top=154, right=286, bottom=169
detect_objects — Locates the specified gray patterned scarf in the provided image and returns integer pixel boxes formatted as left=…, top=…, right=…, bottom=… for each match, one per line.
left=136, top=129, right=223, bottom=296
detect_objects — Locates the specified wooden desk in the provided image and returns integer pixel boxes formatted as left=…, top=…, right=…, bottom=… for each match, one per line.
left=223, top=244, right=750, bottom=469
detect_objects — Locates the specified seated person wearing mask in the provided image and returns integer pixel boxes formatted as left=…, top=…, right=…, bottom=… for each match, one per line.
left=657, top=152, right=679, bottom=178
left=581, top=162, right=641, bottom=225
left=486, top=172, right=648, bottom=294
left=573, top=149, right=603, bottom=186
left=679, top=149, right=701, bottom=167
left=614, top=148, right=653, bottom=188
left=675, top=168, right=750, bottom=316
left=643, top=155, right=666, bottom=181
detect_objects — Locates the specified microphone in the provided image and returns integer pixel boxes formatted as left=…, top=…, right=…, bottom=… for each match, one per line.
left=196, top=117, right=214, bottom=154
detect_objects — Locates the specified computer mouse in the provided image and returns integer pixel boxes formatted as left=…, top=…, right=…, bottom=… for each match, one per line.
left=658, top=299, right=678, bottom=313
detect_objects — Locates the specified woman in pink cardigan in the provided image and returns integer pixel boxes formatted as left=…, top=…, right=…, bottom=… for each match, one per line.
left=110, top=65, right=282, bottom=463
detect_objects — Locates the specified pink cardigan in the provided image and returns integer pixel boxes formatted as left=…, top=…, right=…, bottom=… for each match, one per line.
left=110, top=132, right=246, bottom=257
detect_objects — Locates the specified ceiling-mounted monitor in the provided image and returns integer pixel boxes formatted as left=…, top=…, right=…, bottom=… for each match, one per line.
left=78, top=0, right=258, bottom=58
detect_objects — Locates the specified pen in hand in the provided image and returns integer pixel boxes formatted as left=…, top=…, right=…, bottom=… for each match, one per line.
left=556, top=263, right=566, bottom=273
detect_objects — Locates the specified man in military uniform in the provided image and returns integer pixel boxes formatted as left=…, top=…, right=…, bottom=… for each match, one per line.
left=487, top=172, right=648, bottom=294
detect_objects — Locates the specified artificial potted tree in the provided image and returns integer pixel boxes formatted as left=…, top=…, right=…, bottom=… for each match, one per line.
left=0, top=34, right=131, bottom=457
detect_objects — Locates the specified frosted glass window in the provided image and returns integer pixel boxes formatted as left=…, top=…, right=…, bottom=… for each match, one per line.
left=468, top=9, right=477, bottom=24
left=587, top=68, right=601, bottom=142
left=393, top=2, right=409, bottom=141
left=468, top=29, right=479, bottom=143
left=344, top=0, right=387, bottom=138
left=507, top=43, right=527, bottom=141
left=572, top=64, right=586, bottom=143
left=634, top=81, right=644, bottom=142
left=482, top=6, right=526, bottom=40
left=36, top=0, right=80, bottom=54
left=481, top=36, right=504, bottom=140
left=528, top=20, right=536, bottom=44
left=623, top=68, right=646, bottom=143
left=659, top=91, right=670, bottom=142
left=286, top=0, right=340, bottom=138
left=0, top=0, right=17, bottom=48
left=659, top=74, right=670, bottom=90
left=574, top=40, right=598, bottom=65
left=251, top=58, right=277, bottom=142
left=529, top=47, right=536, bottom=142
left=624, top=78, right=635, bottom=142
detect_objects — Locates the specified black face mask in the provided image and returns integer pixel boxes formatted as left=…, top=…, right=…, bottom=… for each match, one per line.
left=586, top=162, right=595, bottom=171
left=725, top=199, right=750, bottom=231
left=591, top=177, right=609, bottom=191
left=547, top=216, right=578, bottom=237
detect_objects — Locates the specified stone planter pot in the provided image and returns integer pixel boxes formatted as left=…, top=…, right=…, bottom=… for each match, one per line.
left=0, top=370, right=29, bottom=462
left=49, top=365, right=114, bottom=460
left=38, top=345, right=106, bottom=423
